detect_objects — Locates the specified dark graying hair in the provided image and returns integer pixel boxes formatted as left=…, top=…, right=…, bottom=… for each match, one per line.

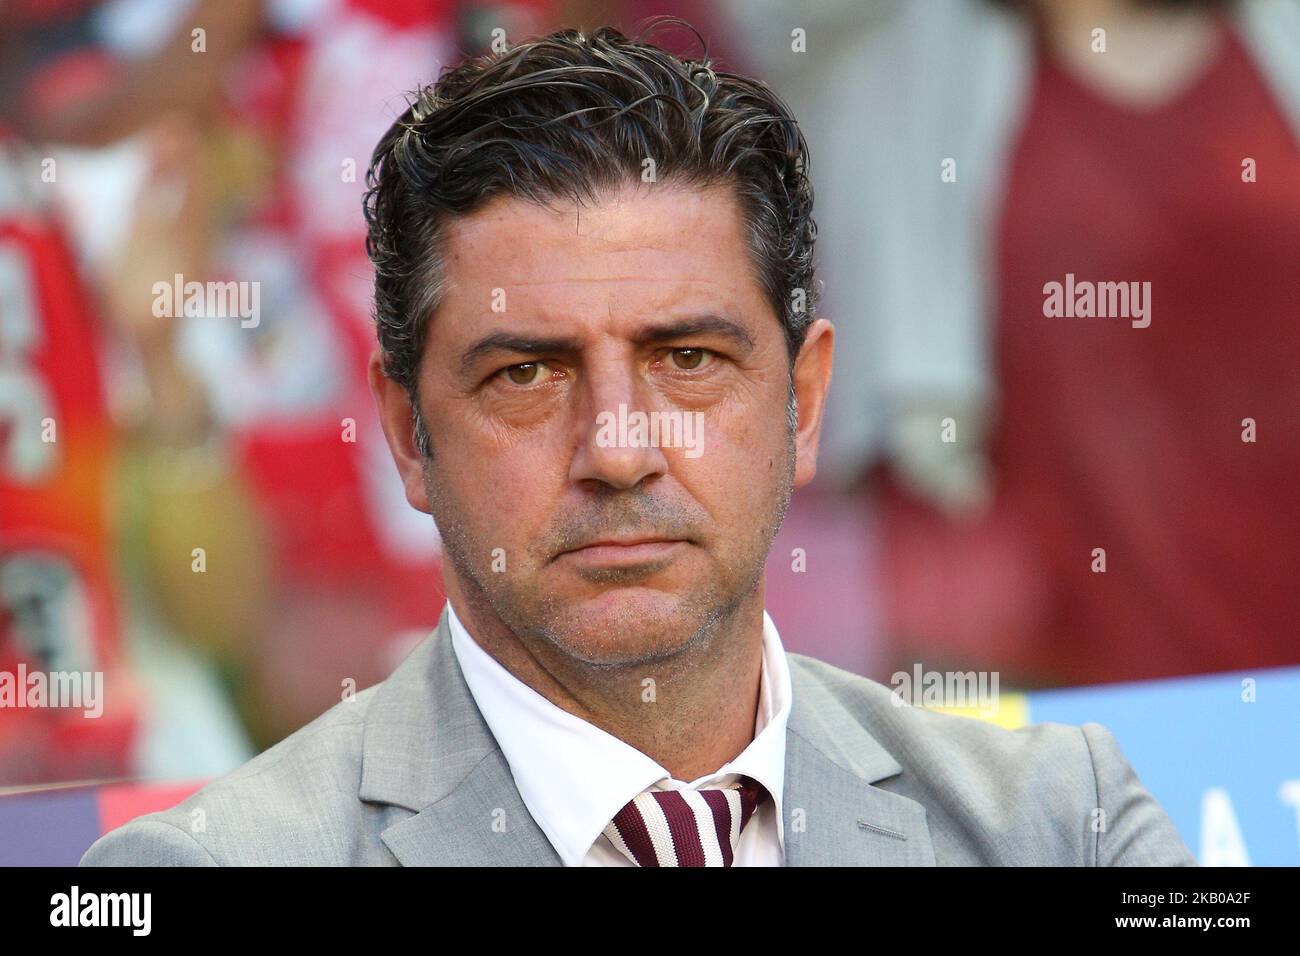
left=363, top=20, right=817, bottom=455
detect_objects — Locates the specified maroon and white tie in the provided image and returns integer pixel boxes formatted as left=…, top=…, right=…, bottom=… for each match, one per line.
left=603, top=777, right=769, bottom=867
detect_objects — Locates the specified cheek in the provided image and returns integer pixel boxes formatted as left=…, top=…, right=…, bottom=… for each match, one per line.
left=432, top=428, right=568, bottom=555
left=705, top=388, right=791, bottom=470
left=676, top=410, right=788, bottom=521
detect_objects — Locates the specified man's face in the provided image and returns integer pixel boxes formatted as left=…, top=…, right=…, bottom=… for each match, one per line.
left=372, top=181, right=831, bottom=667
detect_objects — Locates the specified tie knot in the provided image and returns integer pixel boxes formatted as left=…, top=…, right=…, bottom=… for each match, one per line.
left=603, top=776, right=769, bottom=867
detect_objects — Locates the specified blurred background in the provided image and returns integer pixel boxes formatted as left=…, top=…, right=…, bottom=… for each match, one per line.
left=0, top=0, right=1296, bottom=863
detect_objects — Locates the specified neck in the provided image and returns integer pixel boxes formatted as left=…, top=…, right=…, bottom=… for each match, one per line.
left=447, top=579, right=767, bottom=782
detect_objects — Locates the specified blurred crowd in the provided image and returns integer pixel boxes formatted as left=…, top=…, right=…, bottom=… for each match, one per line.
left=1, top=0, right=1296, bottom=788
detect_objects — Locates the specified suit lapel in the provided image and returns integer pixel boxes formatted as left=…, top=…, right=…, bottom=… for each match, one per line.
left=783, top=658, right=936, bottom=866
left=380, top=749, right=561, bottom=866
left=361, top=607, right=560, bottom=866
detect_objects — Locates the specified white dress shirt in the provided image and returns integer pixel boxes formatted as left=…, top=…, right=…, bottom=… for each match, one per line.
left=447, top=602, right=791, bottom=866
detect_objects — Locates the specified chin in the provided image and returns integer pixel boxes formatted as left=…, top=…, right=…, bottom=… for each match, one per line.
left=537, top=586, right=715, bottom=668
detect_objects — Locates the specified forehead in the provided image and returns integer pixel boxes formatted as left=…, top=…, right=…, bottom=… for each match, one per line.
left=434, top=181, right=774, bottom=336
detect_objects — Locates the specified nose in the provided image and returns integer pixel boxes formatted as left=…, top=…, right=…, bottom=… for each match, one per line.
left=568, top=357, right=669, bottom=491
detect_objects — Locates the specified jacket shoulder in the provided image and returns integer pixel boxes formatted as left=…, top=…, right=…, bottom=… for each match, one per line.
left=785, top=653, right=1196, bottom=865
left=81, top=685, right=389, bottom=867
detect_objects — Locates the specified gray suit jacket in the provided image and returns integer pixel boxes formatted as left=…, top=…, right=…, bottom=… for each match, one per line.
left=81, top=608, right=1196, bottom=866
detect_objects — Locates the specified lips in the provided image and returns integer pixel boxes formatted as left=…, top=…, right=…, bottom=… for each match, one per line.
left=557, top=537, right=687, bottom=567
left=568, top=536, right=679, bottom=551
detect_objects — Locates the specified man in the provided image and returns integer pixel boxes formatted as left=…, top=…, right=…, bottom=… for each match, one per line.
left=81, top=24, right=1195, bottom=866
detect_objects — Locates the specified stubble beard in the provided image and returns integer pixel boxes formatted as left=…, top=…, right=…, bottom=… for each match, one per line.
left=420, top=425, right=796, bottom=675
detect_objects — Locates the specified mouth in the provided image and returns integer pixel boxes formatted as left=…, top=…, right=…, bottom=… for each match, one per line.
left=556, top=537, right=689, bottom=568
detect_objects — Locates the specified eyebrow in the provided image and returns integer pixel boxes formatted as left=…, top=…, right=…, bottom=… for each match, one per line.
left=631, top=315, right=755, bottom=353
left=457, top=314, right=756, bottom=378
left=458, top=332, right=583, bottom=378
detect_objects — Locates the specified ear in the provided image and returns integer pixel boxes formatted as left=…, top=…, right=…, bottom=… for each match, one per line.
left=367, top=349, right=432, bottom=514
left=791, top=318, right=834, bottom=489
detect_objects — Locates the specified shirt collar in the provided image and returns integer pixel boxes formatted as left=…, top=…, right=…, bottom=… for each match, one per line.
left=446, top=602, right=791, bottom=867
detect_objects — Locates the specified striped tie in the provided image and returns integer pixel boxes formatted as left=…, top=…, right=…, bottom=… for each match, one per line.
left=603, top=776, right=769, bottom=867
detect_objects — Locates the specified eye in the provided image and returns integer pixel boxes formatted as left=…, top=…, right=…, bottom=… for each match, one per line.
left=669, top=348, right=713, bottom=371
left=502, top=361, right=550, bottom=386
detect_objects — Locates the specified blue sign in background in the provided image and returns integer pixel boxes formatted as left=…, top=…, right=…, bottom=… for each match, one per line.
left=1029, top=666, right=1300, bottom=866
